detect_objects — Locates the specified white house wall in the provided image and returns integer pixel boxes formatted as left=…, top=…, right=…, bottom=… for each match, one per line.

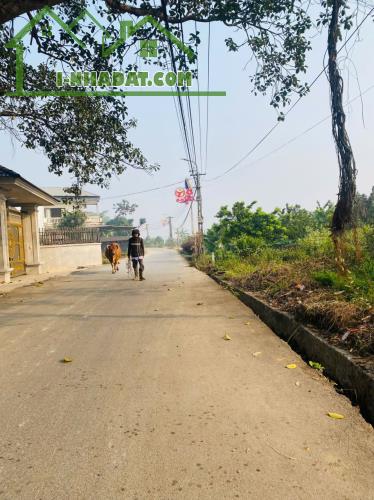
left=40, top=243, right=102, bottom=274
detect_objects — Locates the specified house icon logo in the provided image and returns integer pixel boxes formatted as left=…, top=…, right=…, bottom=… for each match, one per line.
left=5, top=7, right=226, bottom=98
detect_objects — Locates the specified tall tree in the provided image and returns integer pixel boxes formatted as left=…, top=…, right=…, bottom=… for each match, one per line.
left=1, top=0, right=369, bottom=241
left=326, top=0, right=356, bottom=239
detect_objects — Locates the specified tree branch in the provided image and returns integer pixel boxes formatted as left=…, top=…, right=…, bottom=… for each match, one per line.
left=0, top=0, right=63, bottom=25
left=0, top=0, right=222, bottom=25
left=105, top=0, right=222, bottom=23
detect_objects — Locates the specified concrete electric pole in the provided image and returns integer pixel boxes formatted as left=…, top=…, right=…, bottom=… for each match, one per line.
left=181, top=159, right=205, bottom=254
left=167, top=216, right=174, bottom=241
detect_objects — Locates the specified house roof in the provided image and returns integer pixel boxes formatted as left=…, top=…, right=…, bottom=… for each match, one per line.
left=0, top=166, right=58, bottom=206
left=0, top=165, right=21, bottom=178
left=43, top=187, right=100, bottom=199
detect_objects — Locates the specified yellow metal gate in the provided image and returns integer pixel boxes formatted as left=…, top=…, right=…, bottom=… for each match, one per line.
left=7, top=210, right=26, bottom=277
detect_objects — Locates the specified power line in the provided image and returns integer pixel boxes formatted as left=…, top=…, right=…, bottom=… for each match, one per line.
left=170, top=1, right=202, bottom=248
left=195, top=20, right=204, bottom=175
left=185, top=80, right=198, bottom=170
left=205, top=81, right=374, bottom=184
left=104, top=8, right=374, bottom=207
left=172, top=91, right=190, bottom=162
left=204, top=22, right=211, bottom=175
left=102, top=180, right=184, bottom=200
left=152, top=0, right=191, bottom=163
left=102, top=80, right=374, bottom=200
left=178, top=9, right=198, bottom=171
left=177, top=199, right=194, bottom=230
left=160, top=0, right=195, bottom=173
left=206, top=5, right=374, bottom=182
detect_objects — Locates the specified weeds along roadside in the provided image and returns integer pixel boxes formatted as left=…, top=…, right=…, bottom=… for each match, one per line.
left=193, top=227, right=374, bottom=357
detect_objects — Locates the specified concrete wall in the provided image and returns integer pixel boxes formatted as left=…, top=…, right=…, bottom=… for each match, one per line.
left=40, top=243, right=102, bottom=274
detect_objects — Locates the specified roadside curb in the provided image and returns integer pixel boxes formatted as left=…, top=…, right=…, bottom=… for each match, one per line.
left=208, top=273, right=374, bottom=425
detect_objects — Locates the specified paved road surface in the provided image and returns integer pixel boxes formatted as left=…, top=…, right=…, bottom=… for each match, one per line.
left=0, top=249, right=373, bottom=500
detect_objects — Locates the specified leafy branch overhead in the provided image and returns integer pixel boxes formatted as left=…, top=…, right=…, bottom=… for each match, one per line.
left=0, top=0, right=314, bottom=191
left=0, top=0, right=370, bottom=239
left=1, top=0, right=313, bottom=107
left=0, top=6, right=159, bottom=190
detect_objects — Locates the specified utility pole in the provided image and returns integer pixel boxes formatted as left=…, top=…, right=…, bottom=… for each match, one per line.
left=181, top=159, right=205, bottom=255
left=190, top=202, right=195, bottom=235
left=167, top=216, right=174, bottom=241
left=192, top=171, right=204, bottom=236
left=192, top=170, right=205, bottom=254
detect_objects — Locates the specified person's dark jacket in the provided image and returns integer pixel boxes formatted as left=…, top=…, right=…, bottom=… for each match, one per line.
left=128, top=237, right=145, bottom=259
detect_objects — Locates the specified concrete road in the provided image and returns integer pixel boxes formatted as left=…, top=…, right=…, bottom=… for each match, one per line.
left=0, top=249, right=373, bottom=500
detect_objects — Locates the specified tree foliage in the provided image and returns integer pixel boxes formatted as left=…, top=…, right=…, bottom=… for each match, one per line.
left=0, top=0, right=370, bottom=238
left=101, top=215, right=134, bottom=237
left=1, top=0, right=313, bottom=108
left=204, top=195, right=370, bottom=256
left=206, top=201, right=288, bottom=255
left=145, top=236, right=165, bottom=247
left=278, top=202, right=335, bottom=241
left=0, top=3, right=158, bottom=190
left=57, top=209, right=86, bottom=228
left=105, top=215, right=134, bottom=227
left=354, top=187, right=374, bottom=225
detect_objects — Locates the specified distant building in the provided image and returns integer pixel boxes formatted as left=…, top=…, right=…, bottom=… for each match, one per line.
left=39, top=187, right=102, bottom=229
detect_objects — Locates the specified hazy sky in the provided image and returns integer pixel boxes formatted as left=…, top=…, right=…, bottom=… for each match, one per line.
left=1, top=6, right=373, bottom=238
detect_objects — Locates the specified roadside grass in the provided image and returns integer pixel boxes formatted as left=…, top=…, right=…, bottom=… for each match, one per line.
left=197, top=229, right=373, bottom=357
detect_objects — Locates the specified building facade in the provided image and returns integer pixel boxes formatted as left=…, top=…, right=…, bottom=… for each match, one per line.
left=0, top=166, right=57, bottom=283
left=38, top=188, right=102, bottom=229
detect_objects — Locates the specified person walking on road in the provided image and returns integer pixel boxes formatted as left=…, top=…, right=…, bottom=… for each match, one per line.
left=128, top=229, right=145, bottom=281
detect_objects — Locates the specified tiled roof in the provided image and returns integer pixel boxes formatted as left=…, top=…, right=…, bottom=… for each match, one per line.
left=0, top=165, right=21, bottom=178
left=43, top=187, right=99, bottom=198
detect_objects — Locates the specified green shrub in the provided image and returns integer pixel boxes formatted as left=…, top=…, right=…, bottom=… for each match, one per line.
left=312, top=270, right=343, bottom=288
left=58, top=210, right=87, bottom=228
left=227, top=234, right=266, bottom=257
left=298, top=229, right=333, bottom=257
left=363, top=226, right=374, bottom=258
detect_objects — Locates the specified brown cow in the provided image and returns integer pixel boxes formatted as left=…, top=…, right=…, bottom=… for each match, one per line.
left=105, top=243, right=121, bottom=274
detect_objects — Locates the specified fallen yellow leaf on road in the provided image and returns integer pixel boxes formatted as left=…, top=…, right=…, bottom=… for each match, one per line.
left=286, top=364, right=297, bottom=369
left=244, top=322, right=251, bottom=326
left=61, top=357, right=73, bottom=363
left=252, top=351, right=262, bottom=357
left=223, top=334, right=232, bottom=341
left=327, top=412, right=344, bottom=419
